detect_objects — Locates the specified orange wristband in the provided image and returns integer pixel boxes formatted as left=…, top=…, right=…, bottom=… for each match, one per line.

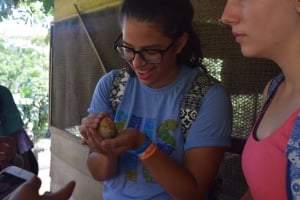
left=138, top=142, right=157, bottom=160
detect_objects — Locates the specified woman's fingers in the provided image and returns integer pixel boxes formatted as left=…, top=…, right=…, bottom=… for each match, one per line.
left=43, top=181, right=76, bottom=200
left=80, top=112, right=112, bottom=148
left=81, top=113, right=110, bottom=129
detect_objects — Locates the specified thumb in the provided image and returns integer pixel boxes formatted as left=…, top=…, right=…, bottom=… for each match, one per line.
left=26, top=176, right=42, bottom=188
left=6, top=176, right=41, bottom=200
left=43, top=181, right=76, bottom=200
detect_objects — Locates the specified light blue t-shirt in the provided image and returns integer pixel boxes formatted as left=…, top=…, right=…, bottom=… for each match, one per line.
left=88, top=65, right=232, bottom=200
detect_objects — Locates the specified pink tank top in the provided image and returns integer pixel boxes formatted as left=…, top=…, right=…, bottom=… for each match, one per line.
left=242, top=109, right=300, bottom=200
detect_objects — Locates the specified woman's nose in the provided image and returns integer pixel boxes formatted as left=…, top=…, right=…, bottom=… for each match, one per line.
left=221, top=0, right=239, bottom=25
left=132, top=53, right=146, bottom=67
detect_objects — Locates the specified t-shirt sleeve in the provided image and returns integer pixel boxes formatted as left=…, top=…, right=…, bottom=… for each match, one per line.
left=184, top=83, right=232, bottom=150
left=0, top=86, right=24, bottom=136
left=87, top=70, right=118, bottom=116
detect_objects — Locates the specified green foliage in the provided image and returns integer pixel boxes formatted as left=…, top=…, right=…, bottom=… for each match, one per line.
left=0, top=0, right=53, bottom=21
left=0, top=23, right=50, bottom=139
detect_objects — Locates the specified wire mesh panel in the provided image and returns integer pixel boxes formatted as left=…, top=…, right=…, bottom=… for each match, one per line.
left=194, top=21, right=281, bottom=140
left=192, top=1, right=281, bottom=199
left=50, top=7, right=123, bottom=129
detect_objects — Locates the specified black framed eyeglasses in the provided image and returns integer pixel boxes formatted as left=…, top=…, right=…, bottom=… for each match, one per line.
left=113, top=34, right=175, bottom=64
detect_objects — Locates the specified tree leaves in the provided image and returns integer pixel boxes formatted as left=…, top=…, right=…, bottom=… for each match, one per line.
left=0, top=0, right=53, bottom=21
left=0, top=23, right=50, bottom=139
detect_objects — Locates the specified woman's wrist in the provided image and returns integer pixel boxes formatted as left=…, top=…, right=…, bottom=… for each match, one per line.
left=138, top=142, right=157, bottom=160
left=133, top=135, right=151, bottom=154
left=133, top=135, right=157, bottom=160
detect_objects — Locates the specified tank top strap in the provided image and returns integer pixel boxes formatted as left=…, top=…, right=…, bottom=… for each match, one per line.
left=263, top=73, right=284, bottom=109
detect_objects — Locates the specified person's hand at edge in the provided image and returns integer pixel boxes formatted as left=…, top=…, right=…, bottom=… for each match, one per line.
left=6, top=176, right=76, bottom=200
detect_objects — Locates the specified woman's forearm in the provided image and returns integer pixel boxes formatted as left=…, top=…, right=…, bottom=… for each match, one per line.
left=87, top=152, right=118, bottom=181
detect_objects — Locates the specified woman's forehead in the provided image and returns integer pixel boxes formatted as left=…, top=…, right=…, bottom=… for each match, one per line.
left=122, top=18, right=167, bottom=40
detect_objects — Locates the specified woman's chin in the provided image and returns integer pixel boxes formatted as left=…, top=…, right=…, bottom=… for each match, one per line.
left=241, top=48, right=258, bottom=58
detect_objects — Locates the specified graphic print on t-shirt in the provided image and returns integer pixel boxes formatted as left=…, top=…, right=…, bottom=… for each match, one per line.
left=115, top=110, right=179, bottom=183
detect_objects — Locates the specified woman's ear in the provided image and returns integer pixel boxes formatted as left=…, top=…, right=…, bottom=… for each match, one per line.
left=175, top=32, right=188, bottom=54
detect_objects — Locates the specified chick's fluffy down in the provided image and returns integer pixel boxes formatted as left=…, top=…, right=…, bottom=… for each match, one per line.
left=98, top=117, right=117, bottom=138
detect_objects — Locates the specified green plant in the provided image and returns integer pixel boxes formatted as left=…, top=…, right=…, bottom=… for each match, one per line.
left=0, top=20, right=50, bottom=139
left=0, top=0, right=53, bottom=21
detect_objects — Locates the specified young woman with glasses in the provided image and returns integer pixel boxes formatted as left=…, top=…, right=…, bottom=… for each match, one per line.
left=80, top=0, right=232, bottom=199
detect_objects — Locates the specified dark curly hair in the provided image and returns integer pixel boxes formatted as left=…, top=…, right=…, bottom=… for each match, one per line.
left=118, top=0, right=206, bottom=73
